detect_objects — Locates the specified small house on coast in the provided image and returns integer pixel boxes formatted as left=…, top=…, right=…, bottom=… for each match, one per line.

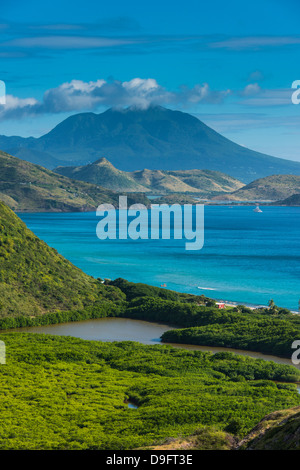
left=216, top=302, right=225, bottom=309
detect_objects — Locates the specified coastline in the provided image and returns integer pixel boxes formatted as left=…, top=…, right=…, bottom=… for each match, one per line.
left=212, top=297, right=298, bottom=314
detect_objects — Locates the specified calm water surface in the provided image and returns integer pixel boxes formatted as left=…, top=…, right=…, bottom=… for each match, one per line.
left=12, top=317, right=174, bottom=344
left=19, top=206, right=300, bottom=310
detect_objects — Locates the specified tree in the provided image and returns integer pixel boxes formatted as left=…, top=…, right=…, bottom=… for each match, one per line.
left=206, top=300, right=217, bottom=308
left=268, top=299, right=278, bottom=315
left=268, top=299, right=275, bottom=309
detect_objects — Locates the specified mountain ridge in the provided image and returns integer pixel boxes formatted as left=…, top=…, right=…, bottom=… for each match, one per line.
left=0, top=151, right=149, bottom=212
left=55, top=156, right=245, bottom=195
left=0, top=106, right=300, bottom=182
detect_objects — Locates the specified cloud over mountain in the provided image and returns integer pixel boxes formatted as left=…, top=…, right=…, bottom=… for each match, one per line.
left=0, top=78, right=230, bottom=119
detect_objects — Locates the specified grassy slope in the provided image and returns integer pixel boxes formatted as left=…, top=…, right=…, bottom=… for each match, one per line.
left=0, top=151, right=148, bottom=211
left=166, top=169, right=244, bottom=194
left=215, top=174, right=300, bottom=201
left=139, top=429, right=237, bottom=450
left=238, top=406, right=300, bottom=450
left=0, top=201, right=125, bottom=317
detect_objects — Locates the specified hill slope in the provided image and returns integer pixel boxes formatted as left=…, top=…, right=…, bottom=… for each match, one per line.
left=0, top=151, right=148, bottom=212
left=166, top=169, right=244, bottom=194
left=55, top=157, right=244, bottom=195
left=214, top=174, right=300, bottom=201
left=239, top=406, right=300, bottom=450
left=1, top=106, right=300, bottom=182
left=0, top=201, right=125, bottom=317
left=276, top=193, right=300, bottom=206
left=55, top=157, right=150, bottom=192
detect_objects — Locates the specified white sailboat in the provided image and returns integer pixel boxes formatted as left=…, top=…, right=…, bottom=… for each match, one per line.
left=253, top=204, right=263, bottom=213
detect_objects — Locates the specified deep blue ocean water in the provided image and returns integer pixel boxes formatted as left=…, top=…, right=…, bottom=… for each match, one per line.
left=19, top=206, right=300, bottom=310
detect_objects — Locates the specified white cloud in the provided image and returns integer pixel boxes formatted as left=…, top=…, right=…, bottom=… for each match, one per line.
left=0, top=94, right=39, bottom=118
left=5, top=95, right=38, bottom=108
left=240, top=83, right=262, bottom=97
left=0, top=78, right=230, bottom=119
left=0, top=78, right=293, bottom=122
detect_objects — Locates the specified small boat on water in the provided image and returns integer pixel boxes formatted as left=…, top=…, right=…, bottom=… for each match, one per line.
left=253, top=204, right=263, bottom=213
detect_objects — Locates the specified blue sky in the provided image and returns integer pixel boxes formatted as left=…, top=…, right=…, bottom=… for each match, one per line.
left=1, top=0, right=300, bottom=161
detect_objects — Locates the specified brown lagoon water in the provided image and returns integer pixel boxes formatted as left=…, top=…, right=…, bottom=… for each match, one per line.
left=6, top=317, right=297, bottom=368
left=9, top=317, right=174, bottom=344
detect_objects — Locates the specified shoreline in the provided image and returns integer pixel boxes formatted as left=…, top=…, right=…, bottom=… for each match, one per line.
left=192, top=287, right=297, bottom=313
left=212, top=297, right=298, bottom=313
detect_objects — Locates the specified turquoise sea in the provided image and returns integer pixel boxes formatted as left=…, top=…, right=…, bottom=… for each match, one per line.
left=19, top=206, right=300, bottom=311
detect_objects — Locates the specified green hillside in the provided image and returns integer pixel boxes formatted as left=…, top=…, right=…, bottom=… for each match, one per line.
left=0, top=201, right=125, bottom=317
left=55, top=157, right=244, bottom=196
left=0, top=151, right=148, bottom=212
left=215, top=174, right=300, bottom=201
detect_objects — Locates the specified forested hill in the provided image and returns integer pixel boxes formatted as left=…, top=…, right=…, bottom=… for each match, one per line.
left=0, top=201, right=125, bottom=317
